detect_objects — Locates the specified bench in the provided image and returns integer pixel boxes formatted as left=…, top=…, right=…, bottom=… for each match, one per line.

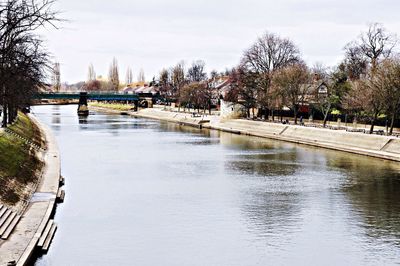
left=372, top=130, right=385, bottom=135
left=346, top=128, right=366, bottom=133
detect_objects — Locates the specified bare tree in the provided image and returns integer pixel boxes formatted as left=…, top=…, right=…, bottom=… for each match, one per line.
left=371, top=58, right=400, bottom=134
left=171, top=61, right=186, bottom=110
left=0, top=0, right=59, bottom=127
left=137, top=68, right=145, bottom=83
left=342, top=45, right=368, bottom=80
left=241, top=31, right=301, bottom=117
left=87, top=63, right=96, bottom=81
left=225, top=66, right=258, bottom=118
left=312, top=65, right=351, bottom=127
left=343, top=76, right=386, bottom=134
left=125, top=67, right=133, bottom=85
left=108, top=57, right=119, bottom=91
left=158, top=68, right=171, bottom=104
left=187, top=60, right=207, bottom=82
left=52, top=61, right=60, bottom=92
left=84, top=80, right=101, bottom=91
left=200, top=82, right=214, bottom=114
left=344, top=23, right=397, bottom=76
left=210, top=70, right=218, bottom=80
left=272, top=63, right=312, bottom=124
left=180, top=82, right=208, bottom=113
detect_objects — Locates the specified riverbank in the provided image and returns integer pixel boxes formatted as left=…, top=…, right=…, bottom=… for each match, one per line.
left=89, top=104, right=400, bottom=162
left=32, top=99, right=79, bottom=106
left=90, top=105, right=211, bottom=128
left=0, top=113, right=44, bottom=209
left=0, top=114, right=62, bottom=266
left=208, top=119, right=400, bottom=162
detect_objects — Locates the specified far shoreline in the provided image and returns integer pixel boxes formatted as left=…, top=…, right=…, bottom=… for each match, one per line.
left=88, top=104, right=400, bottom=163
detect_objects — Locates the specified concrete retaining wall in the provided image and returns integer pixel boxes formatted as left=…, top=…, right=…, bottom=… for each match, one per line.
left=382, top=139, right=400, bottom=154
left=133, top=109, right=210, bottom=128
left=281, top=126, right=389, bottom=151
left=135, top=110, right=400, bottom=161
left=217, top=119, right=287, bottom=135
left=210, top=119, right=400, bottom=162
left=89, top=106, right=400, bottom=162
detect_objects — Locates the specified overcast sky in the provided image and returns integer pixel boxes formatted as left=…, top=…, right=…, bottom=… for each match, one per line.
left=41, top=0, right=400, bottom=83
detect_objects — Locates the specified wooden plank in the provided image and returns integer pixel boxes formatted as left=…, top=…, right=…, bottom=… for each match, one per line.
left=56, top=189, right=65, bottom=202
left=1, top=215, right=21, bottom=240
left=0, top=212, right=16, bottom=237
left=56, top=189, right=61, bottom=198
left=0, top=206, right=6, bottom=218
left=42, top=223, right=57, bottom=252
left=59, top=176, right=65, bottom=185
left=0, top=209, right=12, bottom=228
left=59, top=190, right=65, bottom=202
left=37, top=220, right=54, bottom=247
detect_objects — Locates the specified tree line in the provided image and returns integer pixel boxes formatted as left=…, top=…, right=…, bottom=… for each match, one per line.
left=84, top=58, right=145, bottom=92
left=155, top=23, right=400, bottom=134
left=0, top=0, right=58, bottom=128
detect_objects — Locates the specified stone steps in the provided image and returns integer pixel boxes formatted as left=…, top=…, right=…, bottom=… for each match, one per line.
left=0, top=206, right=21, bottom=240
left=0, top=209, right=12, bottom=228
left=4, top=128, right=45, bottom=151
left=38, top=220, right=57, bottom=252
left=1, top=214, right=21, bottom=240
left=0, top=205, right=7, bottom=218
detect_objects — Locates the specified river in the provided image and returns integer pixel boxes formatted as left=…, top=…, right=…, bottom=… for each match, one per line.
left=32, top=105, right=400, bottom=266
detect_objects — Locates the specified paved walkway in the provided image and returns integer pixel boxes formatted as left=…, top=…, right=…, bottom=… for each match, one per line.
left=0, top=115, right=60, bottom=266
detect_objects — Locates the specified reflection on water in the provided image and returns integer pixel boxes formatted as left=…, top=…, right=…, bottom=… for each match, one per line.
left=32, top=105, right=400, bottom=266
left=332, top=155, right=400, bottom=247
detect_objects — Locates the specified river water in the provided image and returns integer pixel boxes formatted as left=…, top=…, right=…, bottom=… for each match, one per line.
left=32, top=105, right=400, bottom=266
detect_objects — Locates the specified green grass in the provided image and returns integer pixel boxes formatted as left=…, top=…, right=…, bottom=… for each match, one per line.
left=89, top=102, right=134, bottom=111
left=8, top=112, right=45, bottom=148
left=0, top=113, right=43, bottom=205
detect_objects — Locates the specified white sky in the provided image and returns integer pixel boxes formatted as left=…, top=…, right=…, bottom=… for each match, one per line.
left=40, top=0, right=400, bottom=83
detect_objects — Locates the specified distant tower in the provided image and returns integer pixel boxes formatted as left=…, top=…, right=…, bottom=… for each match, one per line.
left=52, top=62, right=61, bottom=92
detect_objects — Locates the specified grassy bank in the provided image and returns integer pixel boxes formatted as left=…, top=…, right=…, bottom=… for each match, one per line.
left=0, top=113, right=44, bottom=205
left=89, top=102, right=134, bottom=111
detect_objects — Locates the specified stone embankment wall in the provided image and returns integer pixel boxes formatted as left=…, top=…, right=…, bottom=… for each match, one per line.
left=89, top=106, right=400, bottom=162
left=209, top=119, right=400, bottom=162
left=90, top=106, right=211, bottom=128
left=132, top=108, right=211, bottom=128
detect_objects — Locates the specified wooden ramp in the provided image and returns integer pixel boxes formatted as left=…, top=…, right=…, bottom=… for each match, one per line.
left=37, top=219, right=57, bottom=252
left=0, top=205, right=22, bottom=240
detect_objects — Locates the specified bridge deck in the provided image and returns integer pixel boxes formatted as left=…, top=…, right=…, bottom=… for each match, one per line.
left=35, top=92, right=140, bottom=101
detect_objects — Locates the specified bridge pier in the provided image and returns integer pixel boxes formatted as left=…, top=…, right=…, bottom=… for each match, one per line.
left=77, top=92, right=89, bottom=116
left=144, top=97, right=153, bottom=108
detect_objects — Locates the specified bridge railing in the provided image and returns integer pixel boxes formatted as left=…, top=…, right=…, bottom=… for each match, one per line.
left=34, top=91, right=142, bottom=101
left=38, top=91, right=138, bottom=95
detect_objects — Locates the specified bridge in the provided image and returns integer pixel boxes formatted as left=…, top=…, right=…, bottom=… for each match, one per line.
left=34, top=92, right=140, bottom=101
left=34, top=92, right=156, bottom=115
